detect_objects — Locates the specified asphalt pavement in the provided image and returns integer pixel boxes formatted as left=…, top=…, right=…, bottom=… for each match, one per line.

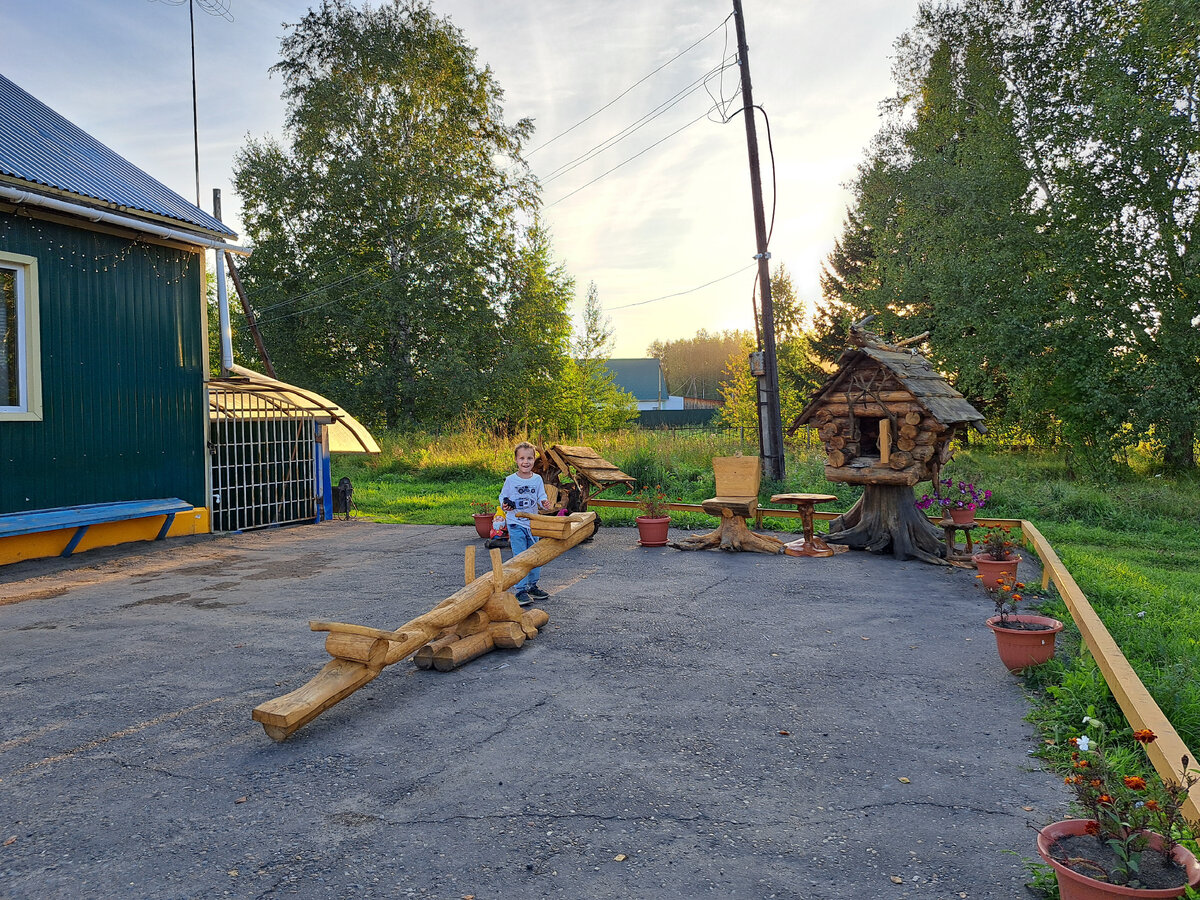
left=0, top=520, right=1070, bottom=899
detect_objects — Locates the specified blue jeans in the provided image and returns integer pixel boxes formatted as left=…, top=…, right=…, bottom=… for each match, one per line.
left=509, top=524, right=540, bottom=593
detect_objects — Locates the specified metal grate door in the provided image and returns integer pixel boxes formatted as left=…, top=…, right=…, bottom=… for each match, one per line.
left=208, top=382, right=318, bottom=532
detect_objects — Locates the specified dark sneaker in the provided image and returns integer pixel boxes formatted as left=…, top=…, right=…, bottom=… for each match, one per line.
left=516, top=591, right=534, bottom=607
left=527, top=586, right=549, bottom=601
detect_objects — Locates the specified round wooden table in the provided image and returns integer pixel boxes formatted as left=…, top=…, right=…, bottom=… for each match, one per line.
left=770, top=492, right=839, bottom=558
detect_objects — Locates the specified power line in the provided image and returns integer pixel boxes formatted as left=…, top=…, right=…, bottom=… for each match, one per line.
left=539, top=57, right=737, bottom=187
left=525, top=14, right=733, bottom=158
left=546, top=110, right=711, bottom=207
left=607, top=264, right=757, bottom=310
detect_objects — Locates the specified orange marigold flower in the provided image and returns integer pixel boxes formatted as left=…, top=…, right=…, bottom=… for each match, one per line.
left=1098, top=794, right=1114, bottom=805
left=1011, top=595, right=1022, bottom=602
left=1085, top=820, right=1101, bottom=835
left=1123, top=776, right=1147, bottom=791
left=1074, top=759, right=1091, bottom=769
left=1090, top=779, right=1103, bottom=788
left=1133, top=729, right=1157, bottom=744
left=1145, top=800, right=1160, bottom=811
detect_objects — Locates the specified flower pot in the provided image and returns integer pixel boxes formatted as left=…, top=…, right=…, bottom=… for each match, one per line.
left=1037, top=819, right=1200, bottom=898
left=986, top=613, right=1063, bottom=671
left=973, top=553, right=1020, bottom=589
left=635, top=515, right=670, bottom=547
left=949, top=507, right=976, bottom=525
left=473, top=513, right=494, bottom=540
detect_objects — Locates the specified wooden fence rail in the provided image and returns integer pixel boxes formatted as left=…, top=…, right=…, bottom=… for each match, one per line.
left=592, top=499, right=1200, bottom=821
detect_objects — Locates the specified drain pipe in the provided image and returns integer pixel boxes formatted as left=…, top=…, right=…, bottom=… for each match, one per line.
left=212, top=189, right=234, bottom=375
left=0, top=184, right=251, bottom=256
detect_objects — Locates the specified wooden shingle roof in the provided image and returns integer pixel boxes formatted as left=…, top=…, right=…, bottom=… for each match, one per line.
left=795, top=345, right=986, bottom=432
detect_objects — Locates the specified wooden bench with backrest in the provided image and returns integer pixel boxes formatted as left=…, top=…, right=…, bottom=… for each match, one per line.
left=672, top=456, right=784, bottom=554
left=0, top=498, right=192, bottom=558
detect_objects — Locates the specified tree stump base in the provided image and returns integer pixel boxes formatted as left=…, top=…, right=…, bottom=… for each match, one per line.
left=826, top=484, right=948, bottom=565
left=671, top=510, right=784, bottom=554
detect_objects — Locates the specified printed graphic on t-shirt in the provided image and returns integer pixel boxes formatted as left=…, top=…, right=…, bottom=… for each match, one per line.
left=510, top=482, right=540, bottom=512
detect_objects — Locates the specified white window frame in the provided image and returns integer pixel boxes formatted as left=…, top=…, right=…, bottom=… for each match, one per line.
left=0, top=250, right=42, bottom=421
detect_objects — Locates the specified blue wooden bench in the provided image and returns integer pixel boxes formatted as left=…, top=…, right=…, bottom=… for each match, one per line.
left=0, top=498, right=193, bottom=557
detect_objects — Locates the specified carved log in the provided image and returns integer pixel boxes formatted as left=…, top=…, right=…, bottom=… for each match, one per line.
left=827, top=449, right=846, bottom=467
left=820, top=401, right=926, bottom=418
left=828, top=390, right=917, bottom=403
left=433, top=631, right=495, bottom=672
left=824, top=464, right=920, bottom=486
left=455, top=610, right=491, bottom=637
left=828, top=435, right=846, bottom=450
left=488, top=621, right=527, bottom=649
left=414, top=632, right=460, bottom=670
left=897, top=437, right=916, bottom=452
left=324, top=633, right=389, bottom=668
left=521, top=608, right=550, bottom=638
left=887, top=451, right=912, bottom=470
left=904, top=411, right=923, bottom=425
left=253, top=512, right=596, bottom=741
left=899, top=423, right=920, bottom=439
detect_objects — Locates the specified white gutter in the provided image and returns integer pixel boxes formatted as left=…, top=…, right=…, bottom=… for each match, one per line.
left=0, top=185, right=252, bottom=256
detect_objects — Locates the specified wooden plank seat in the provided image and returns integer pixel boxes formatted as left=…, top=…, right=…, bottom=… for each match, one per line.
left=672, top=457, right=783, bottom=554
left=0, top=498, right=192, bottom=557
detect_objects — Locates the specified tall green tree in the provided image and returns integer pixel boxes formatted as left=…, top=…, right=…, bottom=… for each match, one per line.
left=555, top=282, right=637, bottom=435
left=490, top=221, right=574, bottom=433
left=233, top=0, right=542, bottom=428
left=647, top=329, right=754, bottom=400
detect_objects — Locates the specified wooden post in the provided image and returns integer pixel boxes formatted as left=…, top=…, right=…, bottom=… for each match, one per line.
left=252, top=512, right=596, bottom=741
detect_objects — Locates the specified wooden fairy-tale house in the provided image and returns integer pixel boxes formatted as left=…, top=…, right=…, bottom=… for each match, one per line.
left=0, top=73, right=245, bottom=564
left=791, top=344, right=985, bottom=488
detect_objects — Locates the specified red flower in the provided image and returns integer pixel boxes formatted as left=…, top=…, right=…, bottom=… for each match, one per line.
left=1133, top=729, right=1157, bottom=744
left=1123, top=776, right=1147, bottom=791
left=1084, top=820, right=1101, bottom=835
left=1145, top=799, right=1160, bottom=811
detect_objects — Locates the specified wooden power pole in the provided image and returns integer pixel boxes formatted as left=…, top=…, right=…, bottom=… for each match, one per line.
left=732, top=0, right=785, bottom=482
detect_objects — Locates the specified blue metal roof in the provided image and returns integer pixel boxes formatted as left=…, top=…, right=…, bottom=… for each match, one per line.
left=604, top=358, right=666, bottom=402
left=0, top=73, right=235, bottom=238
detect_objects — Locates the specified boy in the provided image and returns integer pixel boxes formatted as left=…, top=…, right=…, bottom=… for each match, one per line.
left=499, top=441, right=552, bottom=606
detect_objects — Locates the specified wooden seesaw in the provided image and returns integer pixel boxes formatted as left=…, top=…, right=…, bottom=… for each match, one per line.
left=252, top=511, right=597, bottom=741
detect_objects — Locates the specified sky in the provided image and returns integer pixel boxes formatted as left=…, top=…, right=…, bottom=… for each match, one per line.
left=4, top=0, right=924, bottom=358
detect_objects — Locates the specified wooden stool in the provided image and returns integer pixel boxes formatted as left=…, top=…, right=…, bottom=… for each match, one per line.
left=939, top=517, right=977, bottom=561
left=770, top=493, right=839, bottom=558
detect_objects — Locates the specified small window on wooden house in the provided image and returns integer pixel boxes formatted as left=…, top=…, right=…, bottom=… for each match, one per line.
left=857, top=417, right=892, bottom=462
left=0, top=250, right=41, bottom=421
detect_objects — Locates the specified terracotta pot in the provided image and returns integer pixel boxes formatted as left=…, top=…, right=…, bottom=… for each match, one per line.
left=1037, top=819, right=1200, bottom=898
left=635, top=515, right=670, bottom=547
left=973, top=553, right=1020, bottom=589
left=473, top=513, right=494, bottom=540
left=949, top=507, right=976, bottom=525
left=986, top=613, right=1063, bottom=671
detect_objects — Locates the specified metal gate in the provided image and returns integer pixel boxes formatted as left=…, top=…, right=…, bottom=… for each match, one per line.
left=208, top=381, right=318, bottom=532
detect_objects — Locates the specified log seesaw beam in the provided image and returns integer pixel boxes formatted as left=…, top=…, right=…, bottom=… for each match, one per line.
left=252, top=511, right=597, bottom=741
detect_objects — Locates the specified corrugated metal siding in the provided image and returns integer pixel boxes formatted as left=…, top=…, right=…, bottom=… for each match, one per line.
left=0, top=74, right=234, bottom=238
left=0, top=214, right=207, bottom=513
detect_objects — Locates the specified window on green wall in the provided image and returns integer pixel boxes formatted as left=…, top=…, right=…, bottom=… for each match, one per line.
left=0, top=251, right=41, bottom=421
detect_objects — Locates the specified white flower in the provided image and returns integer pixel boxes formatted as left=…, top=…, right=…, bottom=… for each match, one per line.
left=1137, top=611, right=1146, bottom=618
left=1076, top=735, right=1092, bottom=752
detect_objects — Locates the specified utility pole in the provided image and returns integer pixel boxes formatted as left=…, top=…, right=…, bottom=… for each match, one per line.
left=732, top=0, right=785, bottom=482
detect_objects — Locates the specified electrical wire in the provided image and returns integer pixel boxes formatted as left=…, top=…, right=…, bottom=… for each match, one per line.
left=525, top=14, right=733, bottom=158
left=545, top=110, right=710, bottom=208
left=607, top=263, right=757, bottom=310
left=539, top=56, right=736, bottom=186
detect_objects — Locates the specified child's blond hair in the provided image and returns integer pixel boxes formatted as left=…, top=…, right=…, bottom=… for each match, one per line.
left=514, top=440, right=536, bottom=456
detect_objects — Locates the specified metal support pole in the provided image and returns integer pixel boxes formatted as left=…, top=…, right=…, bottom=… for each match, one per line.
left=213, top=189, right=233, bottom=376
